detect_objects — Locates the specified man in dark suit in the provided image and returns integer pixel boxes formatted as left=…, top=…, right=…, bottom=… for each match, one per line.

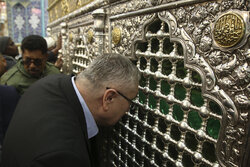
left=1, top=54, right=140, bottom=167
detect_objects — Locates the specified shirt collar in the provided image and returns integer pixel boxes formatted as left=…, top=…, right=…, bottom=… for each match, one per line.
left=71, top=76, right=98, bottom=139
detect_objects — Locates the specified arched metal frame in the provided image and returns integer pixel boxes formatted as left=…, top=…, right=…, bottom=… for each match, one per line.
left=47, top=0, right=250, bottom=166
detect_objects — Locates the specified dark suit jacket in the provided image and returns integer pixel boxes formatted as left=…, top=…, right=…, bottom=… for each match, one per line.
left=0, top=85, right=20, bottom=145
left=1, top=74, right=94, bottom=167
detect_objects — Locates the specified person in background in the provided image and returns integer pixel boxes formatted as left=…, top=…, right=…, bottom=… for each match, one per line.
left=0, top=54, right=20, bottom=161
left=1, top=54, right=140, bottom=167
left=46, top=34, right=62, bottom=63
left=0, top=36, right=19, bottom=70
left=0, top=35, right=60, bottom=95
left=45, top=34, right=63, bottom=69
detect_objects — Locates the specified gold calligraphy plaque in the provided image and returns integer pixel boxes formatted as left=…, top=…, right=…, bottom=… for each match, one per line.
left=213, top=13, right=245, bottom=48
left=112, top=27, right=121, bottom=45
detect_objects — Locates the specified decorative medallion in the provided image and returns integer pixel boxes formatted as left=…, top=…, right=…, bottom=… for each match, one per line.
left=112, top=27, right=121, bottom=45
left=213, top=12, right=245, bottom=48
left=87, top=29, right=94, bottom=43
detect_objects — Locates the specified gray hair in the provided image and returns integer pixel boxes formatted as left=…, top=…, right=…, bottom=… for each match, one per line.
left=77, top=53, right=140, bottom=90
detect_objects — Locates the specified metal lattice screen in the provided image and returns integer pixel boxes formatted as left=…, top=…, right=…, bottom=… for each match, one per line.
left=110, top=19, right=222, bottom=167
left=72, top=37, right=90, bottom=74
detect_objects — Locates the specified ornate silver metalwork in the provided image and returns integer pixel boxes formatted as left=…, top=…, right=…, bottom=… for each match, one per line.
left=47, top=0, right=250, bottom=167
left=170, top=1, right=249, bottom=166
left=93, top=8, right=105, bottom=56
left=130, top=11, right=237, bottom=167
left=158, top=11, right=216, bottom=91
left=110, top=1, right=249, bottom=167
left=149, top=0, right=163, bottom=6
left=48, top=0, right=109, bottom=27
left=111, top=14, right=155, bottom=57
left=60, top=22, right=69, bottom=73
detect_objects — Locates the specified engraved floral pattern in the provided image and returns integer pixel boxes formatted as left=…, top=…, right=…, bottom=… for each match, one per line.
left=170, top=1, right=249, bottom=166
left=49, top=1, right=249, bottom=167
left=111, top=14, right=155, bottom=57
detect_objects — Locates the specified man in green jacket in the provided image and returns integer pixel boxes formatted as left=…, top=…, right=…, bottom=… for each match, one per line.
left=0, top=35, right=60, bottom=95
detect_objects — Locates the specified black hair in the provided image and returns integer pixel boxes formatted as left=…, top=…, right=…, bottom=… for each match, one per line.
left=21, top=35, right=48, bottom=54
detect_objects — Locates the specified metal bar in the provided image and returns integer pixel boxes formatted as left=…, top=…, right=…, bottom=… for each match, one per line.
left=68, top=20, right=94, bottom=29
left=110, top=0, right=214, bottom=20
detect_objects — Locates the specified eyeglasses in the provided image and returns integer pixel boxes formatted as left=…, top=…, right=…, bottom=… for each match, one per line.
left=22, top=58, right=43, bottom=66
left=106, top=87, right=137, bottom=110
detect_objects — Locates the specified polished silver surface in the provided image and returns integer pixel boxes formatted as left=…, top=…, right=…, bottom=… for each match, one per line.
left=47, top=0, right=250, bottom=166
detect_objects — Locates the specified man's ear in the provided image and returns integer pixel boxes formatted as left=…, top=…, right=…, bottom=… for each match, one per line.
left=102, top=89, right=116, bottom=111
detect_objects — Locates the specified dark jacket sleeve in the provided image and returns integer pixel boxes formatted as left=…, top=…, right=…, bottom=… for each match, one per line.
left=31, top=151, right=87, bottom=167
left=0, top=86, right=20, bottom=145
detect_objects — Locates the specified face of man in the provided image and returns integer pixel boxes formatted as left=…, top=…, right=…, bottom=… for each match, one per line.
left=100, top=86, right=138, bottom=126
left=5, top=39, right=19, bottom=57
left=22, top=49, right=47, bottom=78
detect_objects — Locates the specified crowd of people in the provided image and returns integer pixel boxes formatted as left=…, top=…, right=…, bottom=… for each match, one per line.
left=0, top=34, right=140, bottom=166
left=0, top=35, right=60, bottom=94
